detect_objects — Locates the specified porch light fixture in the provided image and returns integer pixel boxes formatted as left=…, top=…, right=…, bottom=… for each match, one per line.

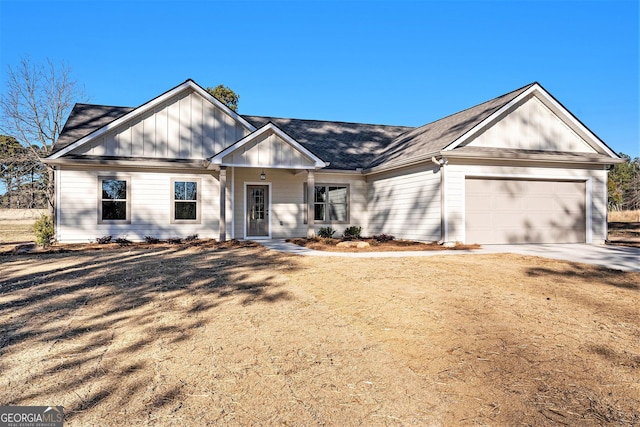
left=260, top=169, right=266, bottom=181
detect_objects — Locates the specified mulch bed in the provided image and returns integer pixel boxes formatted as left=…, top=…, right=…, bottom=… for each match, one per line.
left=286, top=237, right=481, bottom=252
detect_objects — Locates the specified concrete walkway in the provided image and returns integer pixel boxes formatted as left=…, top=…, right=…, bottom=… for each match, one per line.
left=256, top=240, right=640, bottom=272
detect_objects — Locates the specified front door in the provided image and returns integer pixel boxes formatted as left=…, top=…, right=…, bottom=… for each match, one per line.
left=247, top=185, right=269, bottom=237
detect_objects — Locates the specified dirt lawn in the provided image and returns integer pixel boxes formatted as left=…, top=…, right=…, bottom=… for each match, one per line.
left=1, top=242, right=638, bottom=426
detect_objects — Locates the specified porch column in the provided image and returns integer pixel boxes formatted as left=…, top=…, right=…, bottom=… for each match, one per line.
left=219, top=167, right=226, bottom=242
left=307, top=170, right=315, bottom=238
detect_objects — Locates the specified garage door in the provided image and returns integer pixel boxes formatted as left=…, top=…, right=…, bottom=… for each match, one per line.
left=465, top=178, right=586, bottom=244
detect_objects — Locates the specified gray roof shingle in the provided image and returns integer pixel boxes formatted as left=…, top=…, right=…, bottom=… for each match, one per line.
left=52, top=104, right=134, bottom=154
left=52, top=83, right=558, bottom=170
left=367, top=83, right=535, bottom=168
left=242, top=116, right=413, bottom=170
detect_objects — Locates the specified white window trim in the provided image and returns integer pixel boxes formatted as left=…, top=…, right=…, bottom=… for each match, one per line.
left=313, top=183, right=350, bottom=224
left=171, top=178, right=202, bottom=224
left=98, top=176, right=131, bottom=224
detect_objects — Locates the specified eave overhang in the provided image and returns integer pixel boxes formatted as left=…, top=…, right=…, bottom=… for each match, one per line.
left=363, top=148, right=625, bottom=175
left=441, top=148, right=627, bottom=165
left=44, top=155, right=211, bottom=170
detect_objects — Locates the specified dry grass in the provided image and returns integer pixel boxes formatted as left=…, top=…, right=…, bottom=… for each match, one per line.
left=0, top=221, right=35, bottom=243
left=1, top=243, right=638, bottom=425
left=608, top=221, right=640, bottom=246
left=0, top=209, right=46, bottom=243
left=609, top=210, right=640, bottom=222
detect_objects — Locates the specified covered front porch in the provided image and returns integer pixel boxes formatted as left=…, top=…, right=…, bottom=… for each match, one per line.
left=207, top=122, right=327, bottom=241
left=219, top=166, right=319, bottom=241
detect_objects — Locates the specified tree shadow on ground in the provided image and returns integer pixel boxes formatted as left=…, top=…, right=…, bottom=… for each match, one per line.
left=0, top=240, right=299, bottom=421
left=526, top=263, right=639, bottom=290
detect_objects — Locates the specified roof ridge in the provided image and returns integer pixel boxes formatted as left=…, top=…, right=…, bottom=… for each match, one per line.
left=73, top=102, right=134, bottom=109
left=243, top=114, right=415, bottom=129
left=412, top=82, right=537, bottom=131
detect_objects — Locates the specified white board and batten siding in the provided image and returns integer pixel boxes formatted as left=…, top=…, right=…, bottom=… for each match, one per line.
left=231, top=168, right=368, bottom=239
left=57, top=168, right=221, bottom=243
left=367, top=164, right=441, bottom=242
left=467, top=95, right=598, bottom=153
left=70, top=90, right=249, bottom=159
left=222, top=131, right=317, bottom=168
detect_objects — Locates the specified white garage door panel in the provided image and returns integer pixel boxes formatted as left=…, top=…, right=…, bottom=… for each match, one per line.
left=465, top=178, right=586, bottom=244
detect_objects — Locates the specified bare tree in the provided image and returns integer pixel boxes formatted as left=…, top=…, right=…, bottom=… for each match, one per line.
left=0, top=57, right=86, bottom=213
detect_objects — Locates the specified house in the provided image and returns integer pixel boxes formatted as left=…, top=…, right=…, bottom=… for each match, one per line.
left=45, top=79, right=623, bottom=245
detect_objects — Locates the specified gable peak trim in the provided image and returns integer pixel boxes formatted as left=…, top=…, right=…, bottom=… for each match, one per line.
left=444, top=82, right=619, bottom=158
left=47, top=79, right=256, bottom=160
left=209, top=122, right=327, bottom=168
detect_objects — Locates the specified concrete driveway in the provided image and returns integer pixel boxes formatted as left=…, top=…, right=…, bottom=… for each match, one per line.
left=480, top=244, right=640, bottom=272
left=259, top=240, right=640, bottom=272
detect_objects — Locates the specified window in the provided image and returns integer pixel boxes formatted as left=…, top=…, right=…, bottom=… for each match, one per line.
left=171, top=178, right=200, bottom=223
left=314, top=184, right=348, bottom=222
left=98, top=177, right=130, bottom=223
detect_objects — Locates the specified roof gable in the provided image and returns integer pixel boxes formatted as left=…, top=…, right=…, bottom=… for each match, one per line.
left=48, top=79, right=255, bottom=160
left=366, top=82, right=620, bottom=170
left=244, top=116, right=413, bottom=170
left=47, top=80, right=620, bottom=171
left=446, top=83, right=618, bottom=157
left=464, top=94, right=597, bottom=153
left=210, top=122, right=326, bottom=169
left=367, top=83, right=535, bottom=169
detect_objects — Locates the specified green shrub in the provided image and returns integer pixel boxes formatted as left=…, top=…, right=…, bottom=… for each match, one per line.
left=342, top=225, right=362, bottom=240
left=318, top=227, right=336, bottom=238
left=374, top=233, right=395, bottom=242
left=33, top=214, right=55, bottom=248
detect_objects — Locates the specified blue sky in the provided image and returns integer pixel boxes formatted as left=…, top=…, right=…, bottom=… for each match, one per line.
left=1, top=0, right=638, bottom=158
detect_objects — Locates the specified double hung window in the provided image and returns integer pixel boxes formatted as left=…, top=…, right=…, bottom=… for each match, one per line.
left=172, top=179, right=200, bottom=223
left=314, top=185, right=348, bottom=223
left=98, top=177, right=130, bottom=223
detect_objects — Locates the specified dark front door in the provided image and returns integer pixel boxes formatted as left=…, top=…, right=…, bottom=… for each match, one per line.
left=247, top=185, right=269, bottom=237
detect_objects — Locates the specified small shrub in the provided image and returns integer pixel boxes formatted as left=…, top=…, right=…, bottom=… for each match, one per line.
left=96, top=235, right=112, bottom=244
left=185, top=234, right=199, bottom=242
left=33, top=214, right=55, bottom=248
left=114, top=237, right=131, bottom=245
left=167, top=237, right=182, bottom=244
left=318, top=227, right=336, bottom=238
left=342, top=225, right=362, bottom=240
left=374, top=233, right=395, bottom=242
left=144, top=236, right=161, bottom=244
